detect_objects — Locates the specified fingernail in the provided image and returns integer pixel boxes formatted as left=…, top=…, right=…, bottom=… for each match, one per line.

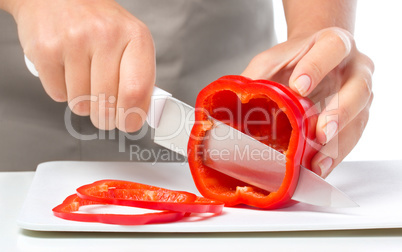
left=317, top=157, right=333, bottom=177
left=294, top=75, right=311, bottom=96
left=324, top=121, right=338, bottom=143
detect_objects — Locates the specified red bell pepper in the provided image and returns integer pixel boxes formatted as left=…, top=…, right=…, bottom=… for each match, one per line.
left=187, top=75, right=320, bottom=209
left=76, top=180, right=224, bottom=214
left=53, top=194, right=185, bottom=225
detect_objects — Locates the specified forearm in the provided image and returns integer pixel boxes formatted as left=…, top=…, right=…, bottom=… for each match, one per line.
left=282, top=0, right=357, bottom=39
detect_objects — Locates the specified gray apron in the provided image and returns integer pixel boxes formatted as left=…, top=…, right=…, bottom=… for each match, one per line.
left=0, top=0, right=275, bottom=171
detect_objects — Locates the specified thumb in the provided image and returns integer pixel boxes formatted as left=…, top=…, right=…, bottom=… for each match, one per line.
left=241, top=39, right=313, bottom=81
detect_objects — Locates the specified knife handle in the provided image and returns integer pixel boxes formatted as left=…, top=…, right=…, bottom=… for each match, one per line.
left=25, top=55, right=39, bottom=77
left=24, top=55, right=172, bottom=128
left=146, top=87, right=172, bottom=128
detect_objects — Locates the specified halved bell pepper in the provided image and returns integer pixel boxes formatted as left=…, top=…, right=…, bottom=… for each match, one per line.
left=187, top=75, right=320, bottom=209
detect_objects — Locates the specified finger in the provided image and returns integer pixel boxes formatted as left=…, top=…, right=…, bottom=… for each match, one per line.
left=34, top=56, right=67, bottom=102
left=311, top=94, right=373, bottom=178
left=65, top=52, right=91, bottom=116
left=289, top=28, right=353, bottom=96
left=241, top=46, right=289, bottom=80
left=90, top=47, right=121, bottom=130
left=316, top=55, right=374, bottom=144
left=115, top=26, right=155, bottom=133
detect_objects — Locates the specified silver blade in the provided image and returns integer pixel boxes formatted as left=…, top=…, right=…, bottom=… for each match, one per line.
left=293, top=167, right=359, bottom=207
left=203, top=119, right=358, bottom=208
left=202, top=118, right=286, bottom=192
left=153, top=97, right=194, bottom=156
left=153, top=97, right=358, bottom=208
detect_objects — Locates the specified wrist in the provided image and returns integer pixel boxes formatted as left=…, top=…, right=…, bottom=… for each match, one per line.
left=0, top=0, right=24, bottom=18
left=287, top=23, right=354, bottom=41
left=283, top=0, right=356, bottom=40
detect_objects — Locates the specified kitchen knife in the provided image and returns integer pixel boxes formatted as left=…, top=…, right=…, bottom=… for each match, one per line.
left=148, top=87, right=358, bottom=208
left=25, top=57, right=357, bottom=207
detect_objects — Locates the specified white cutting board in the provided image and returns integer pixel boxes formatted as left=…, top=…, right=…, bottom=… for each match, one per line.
left=17, top=160, right=402, bottom=232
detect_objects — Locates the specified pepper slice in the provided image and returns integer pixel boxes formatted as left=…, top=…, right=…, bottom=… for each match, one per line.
left=53, top=194, right=185, bottom=225
left=187, top=75, right=320, bottom=209
left=76, top=180, right=224, bottom=214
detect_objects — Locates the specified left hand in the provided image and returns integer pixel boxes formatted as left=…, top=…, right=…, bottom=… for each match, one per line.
left=242, top=27, right=374, bottom=178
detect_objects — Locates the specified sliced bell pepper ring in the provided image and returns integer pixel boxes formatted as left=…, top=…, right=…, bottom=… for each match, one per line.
left=76, top=180, right=224, bottom=214
left=187, top=75, right=321, bottom=209
left=53, top=194, right=185, bottom=225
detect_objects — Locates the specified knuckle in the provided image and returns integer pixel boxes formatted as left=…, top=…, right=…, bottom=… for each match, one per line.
left=34, top=39, right=63, bottom=64
left=70, top=100, right=90, bottom=116
left=345, top=105, right=371, bottom=149
left=89, top=96, right=117, bottom=130
left=360, top=97, right=372, bottom=128
left=116, top=107, right=145, bottom=133
left=368, top=57, right=375, bottom=73
left=66, top=26, right=80, bottom=41
left=360, top=53, right=375, bottom=74
left=116, top=87, right=148, bottom=133
left=89, top=19, right=152, bottom=50
left=22, top=47, right=34, bottom=60
left=357, top=75, right=372, bottom=98
left=336, top=147, right=346, bottom=161
left=95, top=20, right=121, bottom=44
left=90, top=112, right=116, bottom=131
left=43, top=85, right=67, bottom=102
left=89, top=114, right=100, bottom=130
left=63, top=25, right=87, bottom=45
left=50, top=93, right=68, bottom=103
left=130, top=21, right=152, bottom=39
left=321, top=27, right=353, bottom=56
left=120, top=83, right=147, bottom=102
left=306, top=60, right=323, bottom=80
left=117, top=121, right=142, bottom=133
left=98, top=97, right=117, bottom=118
left=67, top=17, right=121, bottom=49
left=84, top=23, right=113, bottom=48
left=251, top=52, right=268, bottom=64
left=338, top=105, right=351, bottom=127
left=368, top=92, right=374, bottom=108
left=126, top=21, right=154, bottom=49
left=355, top=112, right=369, bottom=140
left=361, top=107, right=370, bottom=126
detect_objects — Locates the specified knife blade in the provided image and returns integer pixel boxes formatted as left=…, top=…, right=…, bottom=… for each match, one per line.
left=203, top=119, right=358, bottom=207
left=148, top=87, right=358, bottom=208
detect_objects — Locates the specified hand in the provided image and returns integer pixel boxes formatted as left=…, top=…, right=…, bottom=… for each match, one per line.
left=13, top=0, right=155, bottom=132
left=242, top=27, right=374, bottom=178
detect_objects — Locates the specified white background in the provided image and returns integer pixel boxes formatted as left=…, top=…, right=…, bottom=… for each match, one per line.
left=273, top=0, right=402, bottom=162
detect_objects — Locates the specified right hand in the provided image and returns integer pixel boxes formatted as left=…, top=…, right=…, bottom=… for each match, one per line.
left=13, top=0, right=155, bottom=132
